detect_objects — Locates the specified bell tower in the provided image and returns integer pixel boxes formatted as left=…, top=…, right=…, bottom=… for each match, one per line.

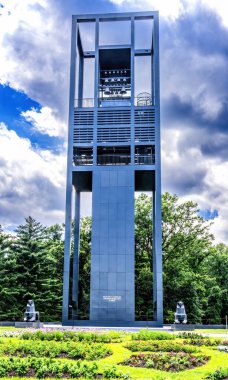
left=62, top=11, right=163, bottom=326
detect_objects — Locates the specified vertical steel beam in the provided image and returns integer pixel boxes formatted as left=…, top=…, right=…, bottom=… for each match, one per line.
left=130, top=17, right=135, bottom=166
left=153, top=11, right=163, bottom=325
left=77, top=29, right=84, bottom=106
left=62, top=16, right=77, bottom=324
left=152, top=190, right=157, bottom=320
left=72, top=190, right=80, bottom=319
left=93, top=18, right=99, bottom=165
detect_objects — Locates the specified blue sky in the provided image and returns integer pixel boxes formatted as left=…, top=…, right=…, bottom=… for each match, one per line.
left=0, top=0, right=228, bottom=243
left=0, top=84, right=63, bottom=151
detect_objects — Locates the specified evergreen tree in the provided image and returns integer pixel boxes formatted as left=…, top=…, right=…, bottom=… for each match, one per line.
left=0, top=218, right=63, bottom=321
left=0, top=226, right=17, bottom=319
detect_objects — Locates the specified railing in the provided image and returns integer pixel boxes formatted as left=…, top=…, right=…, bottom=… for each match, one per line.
left=97, top=155, right=131, bottom=165
left=73, top=154, right=155, bottom=166
left=73, top=155, right=93, bottom=166
left=99, top=97, right=131, bottom=107
left=74, top=97, right=153, bottom=108
left=135, top=155, right=155, bottom=165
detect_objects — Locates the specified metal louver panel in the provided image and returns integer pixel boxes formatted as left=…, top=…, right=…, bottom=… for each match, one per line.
left=135, top=126, right=155, bottom=142
left=73, top=128, right=93, bottom=143
left=97, top=127, right=131, bottom=143
left=74, top=110, right=94, bottom=126
left=98, top=109, right=131, bottom=125
left=134, top=108, right=155, bottom=124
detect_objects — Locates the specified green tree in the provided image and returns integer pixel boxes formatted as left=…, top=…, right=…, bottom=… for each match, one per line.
left=0, top=218, right=63, bottom=321
left=0, top=226, right=16, bottom=319
left=134, top=193, right=215, bottom=323
left=135, top=194, right=153, bottom=320
left=78, top=217, right=91, bottom=319
left=162, top=193, right=214, bottom=323
left=203, top=244, right=228, bottom=324
left=38, top=223, right=64, bottom=321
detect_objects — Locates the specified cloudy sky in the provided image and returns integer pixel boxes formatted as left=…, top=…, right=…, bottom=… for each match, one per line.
left=0, top=0, right=228, bottom=243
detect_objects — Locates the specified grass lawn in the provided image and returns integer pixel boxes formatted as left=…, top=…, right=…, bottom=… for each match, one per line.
left=0, top=327, right=16, bottom=330
left=0, top=329, right=227, bottom=379
left=195, top=329, right=228, bottom=335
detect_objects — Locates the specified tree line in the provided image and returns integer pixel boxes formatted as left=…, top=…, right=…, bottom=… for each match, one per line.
left=0, top=193, right=227, bottom=324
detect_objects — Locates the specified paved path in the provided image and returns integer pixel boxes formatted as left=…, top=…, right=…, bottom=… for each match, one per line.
left=43, top=324, right=228, bottom=337
left=44, top=324, right=171, bottom=332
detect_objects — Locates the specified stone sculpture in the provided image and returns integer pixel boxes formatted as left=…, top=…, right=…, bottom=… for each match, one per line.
left=24, top=300, right=39, bottom=322
left=174, top=301, right=187, bottom=324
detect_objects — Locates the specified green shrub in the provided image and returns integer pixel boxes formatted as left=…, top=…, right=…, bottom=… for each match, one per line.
left=20, top=330, right=122, bottom=343
left=183, top=338, right=222, bottom=347
left=131, top=329, right=174, bottom=341
left=80, top=363, right=99, bottom=379
left=178, top=332, right=206, bottom=339
left=206, top=367, right=228, bottom=380
left=0, top=339, right=112, bottom=360
left=103, top=366, right=131, bottom=380
left=125, top=340, right=198, bottom=353
left=0, top=357, right=130, bottom=378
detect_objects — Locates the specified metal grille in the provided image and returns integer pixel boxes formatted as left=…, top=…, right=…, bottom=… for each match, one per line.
left=98, top=109, right=131, bottom=125
left=74, top=110, right=94, bottom=126
left=134, top=108, right=155, bottom=124
left=73, top=128, right=93, bottom=144
left=135, top=126, right=155, bottom=142
left=97, top=127, right=130, bottom=143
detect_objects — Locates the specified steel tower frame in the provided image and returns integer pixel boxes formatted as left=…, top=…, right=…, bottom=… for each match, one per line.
left=62, top=11, right=163, bottom=326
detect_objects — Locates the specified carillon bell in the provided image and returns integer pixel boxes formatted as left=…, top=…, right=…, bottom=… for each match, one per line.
left=120, top=86, right=127, bottom=94
left=104, top=86, right=111, bottom=95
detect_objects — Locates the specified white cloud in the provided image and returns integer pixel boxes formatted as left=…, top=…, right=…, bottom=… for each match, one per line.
left=0, top=122, right=66, bottom=227
left=161, top=127, right=228, bottom=244
left=108, top=0, right=184, bottom=19
left=21, top=107, right=67, bottom=137
left=109, top=0, right=228, bottom=26
left=0, top=0, right=70, bottom=121
left=205, top=161, right=228, bottom=243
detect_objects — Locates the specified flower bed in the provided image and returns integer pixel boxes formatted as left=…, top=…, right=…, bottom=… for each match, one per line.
left=183, top=338, right=222, bottom=347
left=125, top=340, right=198, bottom=353
left=120, top=352, right=210, bottom=372
left=0, top=357, right=129, bottom=379
left=0, top=328, right=227, bottom=379
left=0, top=340, right=112, bottom=360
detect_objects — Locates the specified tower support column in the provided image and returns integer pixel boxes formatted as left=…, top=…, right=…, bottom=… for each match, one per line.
left=153, top=188, right=163, bottom=325
left=90, top=168, right=135, bottom=322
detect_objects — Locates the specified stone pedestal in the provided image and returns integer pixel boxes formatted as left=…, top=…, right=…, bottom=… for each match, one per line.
left=15, top=321, right=43, bottom=328
left=171, top=324, right=195, bottom=331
